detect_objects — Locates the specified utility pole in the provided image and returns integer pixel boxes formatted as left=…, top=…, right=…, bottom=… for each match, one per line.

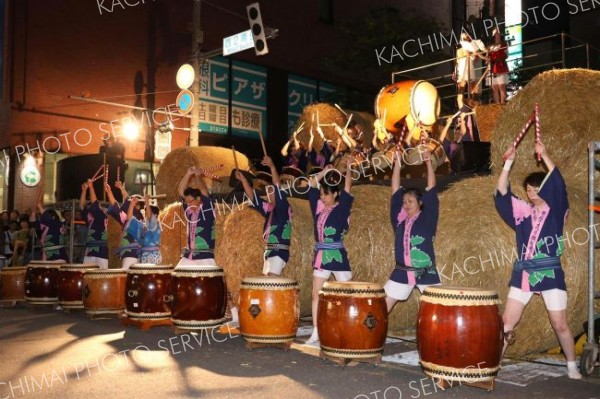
left=190, top=0, right=202, bottom=147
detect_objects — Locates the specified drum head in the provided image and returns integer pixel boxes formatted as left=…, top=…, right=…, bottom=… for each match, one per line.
left=410, top=81, right=440, bottom=126
left=173, top=264, right=224, bottom=277
left=1, top=267, right=27, bottom=273
left=129, top=263, right=174, bottom=274
left=84, top=268, right=127, bottom=278
left=60, top=263, right=99, bottom=271
left=320, top=281, right=385, bottom=297
left=421, top=285, right=500, bottom=305
left=27, top=263, right=61, bottom=269
left=281, top=166, right=304, bottom=179
left=241, top=275, right=298, bottom=290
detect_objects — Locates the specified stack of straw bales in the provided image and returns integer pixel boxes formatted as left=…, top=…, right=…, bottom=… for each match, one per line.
left=156, top=146, right=250, bottom=203
left=475, top=103, right=505, bottom=142
left=156, top=70, right=600, bottom=355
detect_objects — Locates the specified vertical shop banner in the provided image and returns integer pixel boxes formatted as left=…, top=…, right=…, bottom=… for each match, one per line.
left=231, top=60, right=267, bottom=139
left=198, top=57, right=267, bottom=140
left=287, top=74, right=317, bottom=135
left=199, top=57, right=230, bottom=135
left=318, top=82, right=337, bottom=102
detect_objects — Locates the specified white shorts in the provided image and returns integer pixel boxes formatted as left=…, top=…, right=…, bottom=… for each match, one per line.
left=176, top=257, right=216, bottom=267
left=121, top=257, right=138, bottom=270
left=313, top=269, right=352, bottom=282
left=384, top=279, right=441, bottom=301
left=263, top=256, right=286, bottom=275
left=84, top=256, right=109, bottom=270
left=492, top=74, right=508, bottom=85
left=507, top=287, right=568, bottom=311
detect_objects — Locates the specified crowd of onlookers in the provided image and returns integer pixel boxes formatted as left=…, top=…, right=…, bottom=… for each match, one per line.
left=0, top=208, right=87, bottom=267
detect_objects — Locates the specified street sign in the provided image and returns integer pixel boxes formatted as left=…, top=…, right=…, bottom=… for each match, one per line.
left=176, top=89, right=194, bottom=115
left=223, top=29, right=254, bottom=56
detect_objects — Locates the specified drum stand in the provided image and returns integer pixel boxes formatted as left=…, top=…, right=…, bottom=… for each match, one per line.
left=319, top=351, right=382, bottom=367
left=433, top=377, right=495, bottom=392
left=245, top=341, right=293, bottom=351
left=121, top=315, right=173, bottom=331
left=0, top=299, right=26, bottom=307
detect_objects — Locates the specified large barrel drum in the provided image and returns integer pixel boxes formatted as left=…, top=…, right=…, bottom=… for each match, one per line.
left=374, top=80, right=440, bottom=138
left=317, top=281, right=388, bottom=359
left=0, top=267, right=27, bottom=301
left=125, top=264, right=173, bottom=321
left=417, top=286, right=503, bottom=383
left=239, top=276, right=299, bottom=344
left=58, top=264, right=99, bottom=309
left=24, top=262, right=61, bottom=305
left=83, top=268, right=127, bottom=315
left=171, top=265, right=227, bottom=329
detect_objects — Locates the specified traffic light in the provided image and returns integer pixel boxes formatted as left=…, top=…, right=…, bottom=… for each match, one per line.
left=246, top=2, right=268, bottom=56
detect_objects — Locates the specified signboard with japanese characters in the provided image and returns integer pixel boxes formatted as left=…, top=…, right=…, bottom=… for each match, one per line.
left=198, top=56, right=267, bottom=140
left=231, top=59, right=267, bottom=139
left=287, top=74, right=317, bottom=135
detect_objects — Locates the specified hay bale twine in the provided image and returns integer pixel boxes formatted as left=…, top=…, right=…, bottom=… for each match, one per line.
left=295, top=103, right=347, bottom=150
left=475, top=103, right=505, bottom=142
left=491, top=69, right=600, bottom=189
left=156, top=146, right=250, bottom=203
left=436, top=175, right=590, bottom=356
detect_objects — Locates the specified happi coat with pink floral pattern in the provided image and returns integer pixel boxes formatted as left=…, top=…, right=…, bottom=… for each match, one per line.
left=494, top=168, right=568, bottom=292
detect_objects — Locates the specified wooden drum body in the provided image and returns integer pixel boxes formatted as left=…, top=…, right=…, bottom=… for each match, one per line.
left=417, top=286, right=503, bottom=383
left=125, top=264, right=173, bottom=321
left=83, top=269, right=127, bottom=315
left=239, top=276, right=299, bottom=344
left=0, top=267, right=27, bottom=301
left=317, top=281, right=388, bottom=359
left=58, top=264, right=99, bottom=309
left=375, top=80, right=440, bottom=137
left=171, top=265, right=227, bottom=329
left=24, top=263, right=61, bottom=305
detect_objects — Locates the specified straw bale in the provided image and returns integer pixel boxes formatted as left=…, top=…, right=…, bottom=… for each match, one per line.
left=475, top=103, right=505, bottom=142
left=156, top=146, right=251, bottom=203
left=158, top=202, right=188, bottom=266
left=436, top=175, right=591, bottom=356
left=491, top=69, right=600, bottom=189
left=295, top=103, right=347, bottom=151
left=107, top=217, right=122, bottom=269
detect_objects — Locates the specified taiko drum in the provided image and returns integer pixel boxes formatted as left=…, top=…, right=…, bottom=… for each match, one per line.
left=24, top=262, right=61, bottom=305
left=317, top=281, right=388, bottom=359
left=170, top=265, right=227, bottom=329
left=374, top=80, right=440, bottom=137
left=239, top=276, right=299, bottom=344
left=0, top=267, right=27, bottom=301
left=83, top=268, right=127, bottom=315
left=58, top=264, right=99, bottom=309
left=125, top=264, right=173, bottom=321
left=417, top=286, right=503, bottom=383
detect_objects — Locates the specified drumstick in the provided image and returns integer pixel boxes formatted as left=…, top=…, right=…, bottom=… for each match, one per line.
left=257, top=129, right=267, bottom=157
left=148, top=194, right=167, bottom=199
left=343, top=114, right=354, bottom=130
left=91, top=165, right=104, bottom=181
left=334, top=103, right=348, bottom=117
left=535, top=103, right=541, bottom=162
left=503, top=111, right=535, bottom=161
left=231, top=146, right=240, bottom=170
